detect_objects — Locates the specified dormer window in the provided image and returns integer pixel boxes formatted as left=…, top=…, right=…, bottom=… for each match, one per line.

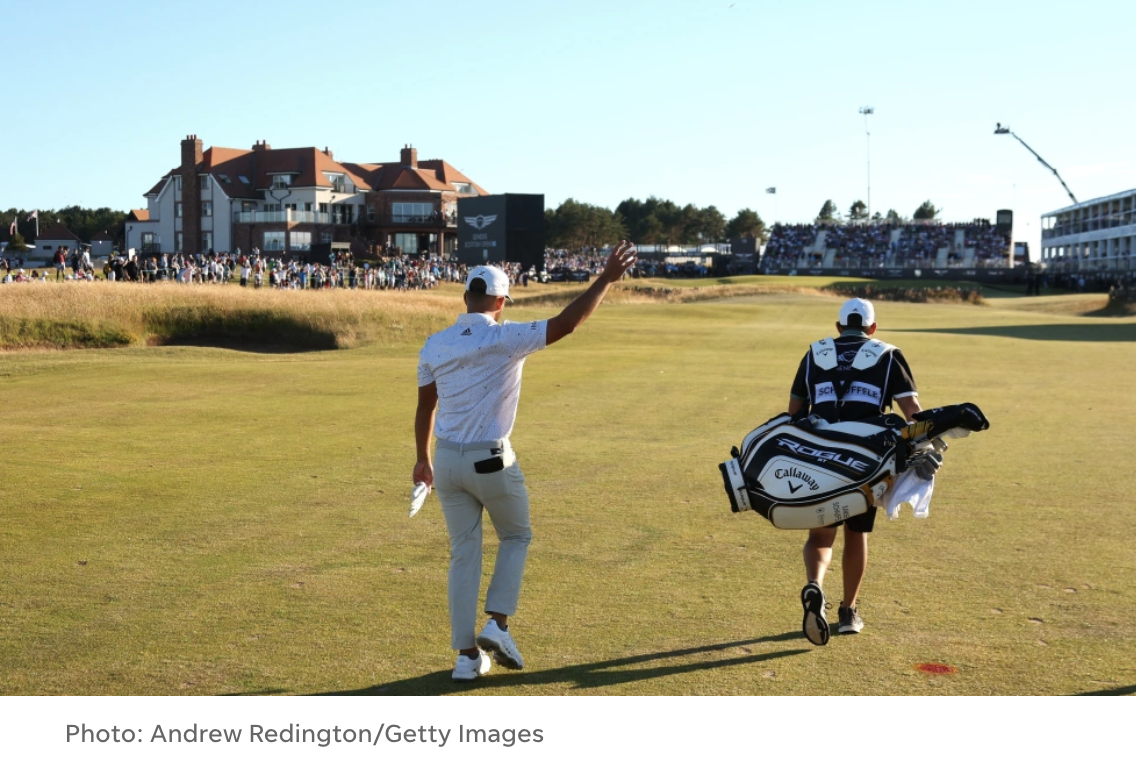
left=238, top=175, right=250, bottom=184
left=218, top=174, right=231, bottom=184
left=271, top=174, right=293, bottom=189
left=452, top=182, right=474, bottom=195
left=323, top=172, right=349, bottom=193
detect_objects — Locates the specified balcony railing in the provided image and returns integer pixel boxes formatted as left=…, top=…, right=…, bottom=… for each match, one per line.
left=233, top=211, right=333, bottom=224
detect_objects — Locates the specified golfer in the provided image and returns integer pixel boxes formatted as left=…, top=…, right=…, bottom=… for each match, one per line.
left=787, top=298, right=937, bottom=645
left=414, top=242, right=637, bottom=681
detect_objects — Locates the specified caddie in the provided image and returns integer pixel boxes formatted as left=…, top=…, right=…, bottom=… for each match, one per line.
left=787, top=298, right=939, bottom=645
left=414, top=243, right=637, bottom=681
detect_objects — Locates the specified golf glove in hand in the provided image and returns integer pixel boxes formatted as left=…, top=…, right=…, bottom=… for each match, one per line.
left=908, top=450, right=943, bottom=481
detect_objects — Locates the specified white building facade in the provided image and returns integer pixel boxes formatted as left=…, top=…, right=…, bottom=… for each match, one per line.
left=1041, top=190, right=1136, bottom=273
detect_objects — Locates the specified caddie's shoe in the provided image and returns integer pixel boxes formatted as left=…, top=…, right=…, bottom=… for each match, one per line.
left=452, top=650, right=491, bottom=682
left=838, top=605, right=864, bottom=634
left=800, top=582, right=830, bottom=646
left=476, top=620, right=524, bottom=670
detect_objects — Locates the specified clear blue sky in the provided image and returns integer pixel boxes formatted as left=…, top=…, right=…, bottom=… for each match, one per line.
left=5, top=0, right=1134, bottom=257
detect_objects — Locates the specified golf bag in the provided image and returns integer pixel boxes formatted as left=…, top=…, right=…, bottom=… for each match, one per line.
left=719, top=403, right=989, bottom=530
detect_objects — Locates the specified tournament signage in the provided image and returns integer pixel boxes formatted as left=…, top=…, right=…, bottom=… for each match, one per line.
left=457, top=194, right=545, bottom=271
left=457, top=196, right=508, bottom=264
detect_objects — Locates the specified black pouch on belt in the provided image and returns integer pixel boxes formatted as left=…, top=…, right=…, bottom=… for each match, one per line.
left=473, top=456, right=505, bottom=474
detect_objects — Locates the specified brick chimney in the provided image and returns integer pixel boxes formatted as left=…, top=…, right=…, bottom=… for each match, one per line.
left=252, top=140, right=272, bottom=152
left=180, top=135, right=203, bottom=253
left=181, top=134, right=203, bottom=169
left=324, top=146, right=334, bottom=161
left=400, top=144, right=418, bottom=168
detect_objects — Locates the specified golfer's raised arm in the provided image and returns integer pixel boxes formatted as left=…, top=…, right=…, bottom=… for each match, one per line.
left=545, top=241, right=637, bottom=346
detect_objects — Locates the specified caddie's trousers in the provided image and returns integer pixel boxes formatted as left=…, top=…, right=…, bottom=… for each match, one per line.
left=433, top=437, right=532, bottom=650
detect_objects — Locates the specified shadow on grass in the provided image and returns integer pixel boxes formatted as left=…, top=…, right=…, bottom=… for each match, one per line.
left=145, top=307, right=339, bottom=352
left=1076, top=684, right=1136, bottom=696
left=891, top=324, right=1136, bottom=343
left=311, top=632, right=807, bottom=696
left=154, top=338, right=335, bottom=354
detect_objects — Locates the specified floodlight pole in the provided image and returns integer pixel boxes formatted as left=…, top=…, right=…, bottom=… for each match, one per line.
left=994, top=123, right=1078, bottom=205
left=860, top=107, right=874, bottom=220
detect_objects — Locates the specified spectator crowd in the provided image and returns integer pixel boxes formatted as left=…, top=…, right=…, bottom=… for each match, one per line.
left=761, top=221, right=1011, bottom=269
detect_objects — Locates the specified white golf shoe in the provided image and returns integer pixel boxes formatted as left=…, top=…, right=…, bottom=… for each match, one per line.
left=476, top=620, right=524, bottom=670
left=452, top=649, right=491, bottom=682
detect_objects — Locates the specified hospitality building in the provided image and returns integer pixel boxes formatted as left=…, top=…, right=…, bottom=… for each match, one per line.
left=126, top=136, right=487, bottom=259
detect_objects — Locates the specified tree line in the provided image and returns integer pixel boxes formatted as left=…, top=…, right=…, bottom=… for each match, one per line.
left=2, top=207, right=129, bottom=249
left=545, top=197, right=766, bottom=251
left=816, top=199, right=942, bottom=223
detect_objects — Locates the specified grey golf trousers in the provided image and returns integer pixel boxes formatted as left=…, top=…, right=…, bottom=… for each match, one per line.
left=433, top=438, right=532, bottom=650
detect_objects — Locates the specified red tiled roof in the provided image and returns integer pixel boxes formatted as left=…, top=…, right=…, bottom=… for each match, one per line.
left=341, top=158, right=488, bottom=195
left=128, top=209, right=150, bottom=221
left=418, top=160, right=489, bottom=196
left=146, top=170, right=177, bottom=196
left=143, top=144, right=484, bottom=202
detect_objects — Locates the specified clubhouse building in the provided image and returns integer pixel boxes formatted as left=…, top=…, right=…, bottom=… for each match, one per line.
left=126, top=136, right=488, bottom=258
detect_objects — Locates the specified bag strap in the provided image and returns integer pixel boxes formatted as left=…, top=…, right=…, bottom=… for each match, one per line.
left=851, top=339, right=896, bottom=370
left=810, top=338, right=838, bottom=370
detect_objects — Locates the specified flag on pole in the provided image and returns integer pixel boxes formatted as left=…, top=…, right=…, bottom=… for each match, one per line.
left=26, top=210, right=38, bottom=221
left=765, top=187, right=776, bottom=194
left=8, top=220, right=15, bottom=236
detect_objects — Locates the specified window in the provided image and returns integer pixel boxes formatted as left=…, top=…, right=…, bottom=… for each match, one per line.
left=218, top=174, right=231, bottom=184
left=263, top=231, right=286, bottom=251
left=202, top=201, right=213, bottom=217
left=318, top=203, right=328, bottom=214
left=175, top=233, right=183, bottom=252
left=320, top=232, right=332, bottom=244
left=332, top=204, right=353, bottom=224
left=238, top=175, right=250, bottom=184
left=452, top=182, right=474, bottom=194
left=367, top=205, right=375, bottom=222
left=202, top=232, right=213, bottom=252
left=285, top=203, right=297, bottom=211
left=304, top=202, right=313, bottom=212
left=200, top=176, right=210, bottom=190
left=176, top=176, right=183, bottom=190
left=271, top=174, right=291, bottom=189
left=392, top=202, right=434, bottom=222
left=323, top=172, right=348, bottom=192
left=290, top=231, right=311, bottom=251
left=264, top=204, right=281, bottom=212
left=176, top=202, right=183, bottom=218
left=395, top=233, right=419, bottom=252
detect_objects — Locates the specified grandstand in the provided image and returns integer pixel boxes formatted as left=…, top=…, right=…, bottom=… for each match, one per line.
left=1041, top=190, right=1136, bottom=274
left=761, top=220, right=1011, bottom=271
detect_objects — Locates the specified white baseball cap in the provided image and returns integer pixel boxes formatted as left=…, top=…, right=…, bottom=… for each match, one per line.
left=838, top=298, right=876, bottom=327
left=465, top=265, right=512, bottom=301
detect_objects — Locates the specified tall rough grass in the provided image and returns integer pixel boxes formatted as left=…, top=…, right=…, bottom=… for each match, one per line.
left=0, top=282, right=461, bottom=350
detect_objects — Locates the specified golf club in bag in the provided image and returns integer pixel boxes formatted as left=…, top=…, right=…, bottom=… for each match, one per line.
left=719, top=403, right=990, bottom=529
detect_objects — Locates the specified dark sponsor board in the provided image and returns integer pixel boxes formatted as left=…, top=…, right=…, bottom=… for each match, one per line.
left=456, top=194, right=545, bottom=271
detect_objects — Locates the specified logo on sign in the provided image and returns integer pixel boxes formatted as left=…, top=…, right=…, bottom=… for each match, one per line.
left=464, top=214, right=498, bottom=230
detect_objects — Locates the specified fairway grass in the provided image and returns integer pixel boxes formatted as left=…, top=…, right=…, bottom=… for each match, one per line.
left=1, top=286, right=1133, bottom=695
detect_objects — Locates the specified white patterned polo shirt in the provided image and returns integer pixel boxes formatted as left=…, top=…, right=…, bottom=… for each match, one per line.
left=417, top=313, right=548, bottom=443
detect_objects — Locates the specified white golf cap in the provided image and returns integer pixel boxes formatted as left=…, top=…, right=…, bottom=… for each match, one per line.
left=466, top=265, right=512, bottom=301
left=838, top=298, right=876, bottom=326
